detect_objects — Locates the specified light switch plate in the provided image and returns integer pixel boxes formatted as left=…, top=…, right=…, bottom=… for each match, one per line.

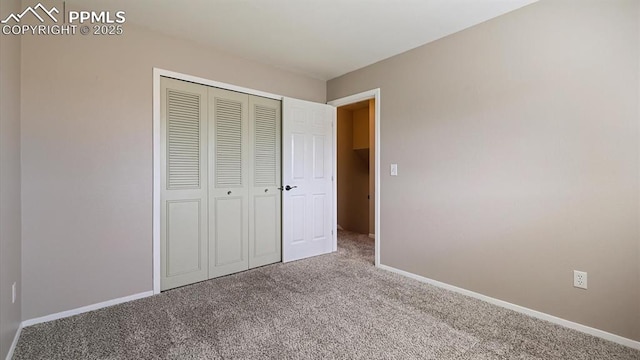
left=390, top=164, right=398, bottom=176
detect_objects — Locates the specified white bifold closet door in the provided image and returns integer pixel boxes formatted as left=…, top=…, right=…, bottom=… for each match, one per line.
left=160, top=78, right=209, bottom=291
left=161, top=77, right=282, bottom=291
left=208, top=88, right=249, bottom=278
left=249, top=96, right=282, bottom=268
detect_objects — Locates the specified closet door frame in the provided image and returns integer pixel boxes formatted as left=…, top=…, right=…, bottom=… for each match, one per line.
left=153, top=68, right=286, bottom=294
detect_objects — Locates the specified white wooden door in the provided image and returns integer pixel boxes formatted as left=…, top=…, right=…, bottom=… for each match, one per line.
left=160, top=77, right=209, bottom=291
left=282, top=98, right=335, bottom=262
left=208, top=87, right=250, bottom=278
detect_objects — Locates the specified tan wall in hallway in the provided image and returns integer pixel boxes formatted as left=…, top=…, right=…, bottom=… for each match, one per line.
left=20, top=23, right=326, bottom=320
left=337, top=108, right=369, bottom=234
left=353, top=108, right=369, bottom=149
left=328, top=0, right=640, bottom=341
left=0, top=0, right=22, bottom=357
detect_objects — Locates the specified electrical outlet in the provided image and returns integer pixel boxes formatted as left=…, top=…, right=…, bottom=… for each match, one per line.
left=12, top=282, right=16, bottom=303
left=573, top=270, right=587, bottom=290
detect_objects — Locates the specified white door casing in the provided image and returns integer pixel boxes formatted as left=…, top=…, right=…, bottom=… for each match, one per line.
left=282, top=97, right=336, bottom=262
left=327, top=88, right=381, bottom=267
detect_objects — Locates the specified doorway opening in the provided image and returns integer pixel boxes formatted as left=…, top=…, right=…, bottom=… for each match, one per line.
left=328, top=89, right=380, bottom=266
left=336, top=100, right=375, bottom=237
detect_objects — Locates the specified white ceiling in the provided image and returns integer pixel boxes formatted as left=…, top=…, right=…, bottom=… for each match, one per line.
left=69, top=0, right=537, bottom=80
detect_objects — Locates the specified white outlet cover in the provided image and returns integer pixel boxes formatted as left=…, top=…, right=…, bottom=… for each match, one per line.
left=390, top=164, right=398, bottom=176
left=573, top=270, right=587, bottom=290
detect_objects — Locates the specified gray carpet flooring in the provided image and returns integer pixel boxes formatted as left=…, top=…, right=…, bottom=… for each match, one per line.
left=13, top=231, right=640, bottom=359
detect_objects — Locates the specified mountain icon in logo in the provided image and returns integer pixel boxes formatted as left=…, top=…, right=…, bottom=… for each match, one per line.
left=1, top=3, right=59, bottom=24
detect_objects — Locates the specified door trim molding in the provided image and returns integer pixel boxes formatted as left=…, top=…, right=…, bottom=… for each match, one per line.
left=153, top=68, right=286, bottom=294
left=327, top=89, right=381, bottom=267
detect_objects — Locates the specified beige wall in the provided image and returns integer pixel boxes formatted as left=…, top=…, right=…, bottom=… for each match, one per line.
left=328, top=0, right=640, bottom=341
left=20, top=24, right=325, bottom=320
left=0, top=0, right=22, bottom=356
left=337, top=108, right=369, bottom=234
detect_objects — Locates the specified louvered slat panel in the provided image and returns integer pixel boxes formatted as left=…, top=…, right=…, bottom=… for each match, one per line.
left=215, top=98, right=243, bottom=187
left=254, top=105, right=277, bottom=186
left=167, top=90, right=201, bottom=189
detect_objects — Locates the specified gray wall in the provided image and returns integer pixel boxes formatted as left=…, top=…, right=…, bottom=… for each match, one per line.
left=0, top=0, right=22, bottom=356
left=328, top=0, right=640, bottom=341
left=20, top=24, right=325, bottom=320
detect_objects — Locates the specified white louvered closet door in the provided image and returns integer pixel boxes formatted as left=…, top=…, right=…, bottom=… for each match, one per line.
left=249, top=96, right=282, bottom=269
left=160, top=77, right=209, bottom=291
left=161, top=77, right=284, bottom=290
left=208, top=88, right=250, bottom=278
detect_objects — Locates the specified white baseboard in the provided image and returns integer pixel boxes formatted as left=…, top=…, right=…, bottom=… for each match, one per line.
left=368, top=233, right=375, bottom=239
left=377, top=264, right=640, bottom=351
left=337, top=224, right=344, bottom=231
left=5, top=323, right=23, bottom=360
left=21, top=291, right=154, bottom=328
